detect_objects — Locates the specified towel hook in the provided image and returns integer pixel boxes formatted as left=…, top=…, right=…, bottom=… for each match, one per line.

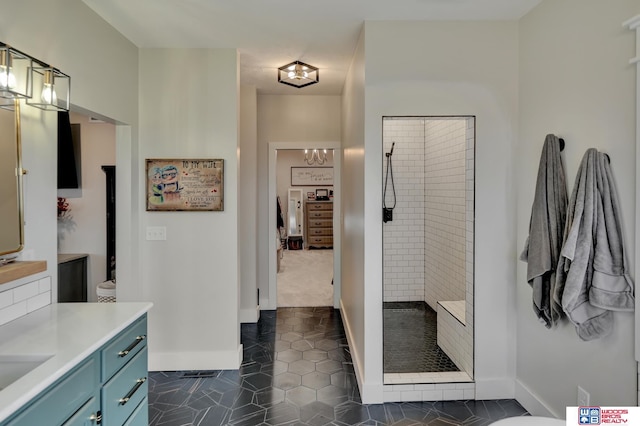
left=558, top=138, right=565, bottom=152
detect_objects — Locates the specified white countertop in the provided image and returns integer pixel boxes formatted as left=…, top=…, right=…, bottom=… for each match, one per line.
left=0, top=302, right=153, bottom=422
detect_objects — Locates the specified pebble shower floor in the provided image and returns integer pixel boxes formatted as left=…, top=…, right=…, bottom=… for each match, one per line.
left=148, top=307, right=529, bottom=425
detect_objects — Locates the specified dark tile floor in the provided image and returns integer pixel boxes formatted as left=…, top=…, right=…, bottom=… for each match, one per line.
left=148, top=307, right=528, bottom=425
left=383, top=302, right=459, bottom=373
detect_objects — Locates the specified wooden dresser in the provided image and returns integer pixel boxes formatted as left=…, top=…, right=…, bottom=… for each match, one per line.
left=305, top=200, right=333, bottom=249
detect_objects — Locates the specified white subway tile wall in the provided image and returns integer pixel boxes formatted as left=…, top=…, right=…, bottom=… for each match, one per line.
left=383, top=380, right=475, bottom=402
left=424, top=118, right=467, bottom=309
left=465, top=118, right=475, bottom=377
left=0, top=277, right=52, bottom=326
left=383, top=118, right=426, bottom=302
left=382, top=117, right=472, bottom=308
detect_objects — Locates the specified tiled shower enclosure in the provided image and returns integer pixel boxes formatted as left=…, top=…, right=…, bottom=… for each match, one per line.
left=382, top=117, right=475, bottom=390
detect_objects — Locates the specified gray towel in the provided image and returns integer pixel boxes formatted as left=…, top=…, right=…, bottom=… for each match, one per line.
left=520, top=134, right=568, bottom=328
left=555, top=149, right=634, bottom=341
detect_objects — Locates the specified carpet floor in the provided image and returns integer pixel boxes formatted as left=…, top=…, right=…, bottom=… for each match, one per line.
left=277, top=249, right=333, bottom=308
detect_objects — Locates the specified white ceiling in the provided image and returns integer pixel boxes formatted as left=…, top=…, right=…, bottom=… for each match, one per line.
left=81, top=0, right=542, bottom=95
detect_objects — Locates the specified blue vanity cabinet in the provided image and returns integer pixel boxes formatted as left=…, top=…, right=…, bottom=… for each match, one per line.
left=100, top=314, right=149, bottom=426
left=1, top=313, right=148, bottom=426
left=62, top=393, right=101, bottom=426
left=5, top=353, right=100, bottom=426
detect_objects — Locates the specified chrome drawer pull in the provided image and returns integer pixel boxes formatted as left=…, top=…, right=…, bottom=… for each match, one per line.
left=118, top=335, right=146, bottom=357
left=119, top=377, right=147, bottom=405
left=89, top=411, right=102, bottom=424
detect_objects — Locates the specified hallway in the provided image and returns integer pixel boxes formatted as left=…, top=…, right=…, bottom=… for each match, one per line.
left=148, top=307, right=528, bottom=425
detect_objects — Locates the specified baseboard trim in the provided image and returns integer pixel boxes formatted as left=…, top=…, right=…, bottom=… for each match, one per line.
left=240, top=305, right=260, bottom=323
left=259, top=297, right=275, bottom=311
left=149, top=344, right=243, bottom=371
left=340, top=299, right=384, bottom=404
left=515, top=379, right=558, bottom=418
left=475, top=377, right=515, bottom=400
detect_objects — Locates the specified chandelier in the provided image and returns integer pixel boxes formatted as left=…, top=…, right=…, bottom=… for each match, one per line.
left=304, top=149, right=327, bottom=165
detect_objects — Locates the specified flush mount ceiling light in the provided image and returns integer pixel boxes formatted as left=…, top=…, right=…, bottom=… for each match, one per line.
left=278, top=61, right=319, bottom=88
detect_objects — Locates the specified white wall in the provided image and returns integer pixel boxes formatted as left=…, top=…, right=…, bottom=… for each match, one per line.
left=340, top=27, right=371, bottom=400
left=139, top=48, right=241, bottom=370
left=0, top=0, right=138, bottom=307
left=239, top=85, right=259, bottom=323
left=361, top=20, right=520, bottom=402
left=516, top=0, right=637, bottom=416
left=58, top=113, right=116, bottom=302
left=257, top=95, right=341, bottom=308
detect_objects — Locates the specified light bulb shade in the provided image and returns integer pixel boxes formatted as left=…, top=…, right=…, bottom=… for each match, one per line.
left=278, top=60, right=319, bottom=88
left=27, top=66, right=70, bottom=111
left=0, top=45, right=32, bottom=100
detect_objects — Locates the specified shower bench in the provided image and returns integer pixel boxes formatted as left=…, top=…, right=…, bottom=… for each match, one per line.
left=437, top=300, right=468, bottom=373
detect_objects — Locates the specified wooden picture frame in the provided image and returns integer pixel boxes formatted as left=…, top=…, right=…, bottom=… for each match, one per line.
left=146, top=158, right=224, bottom=211
left=291, top=167, right=333, bottom=186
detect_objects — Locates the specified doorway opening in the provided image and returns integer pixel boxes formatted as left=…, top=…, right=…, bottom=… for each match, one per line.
left=268, top=142, right=342, bottom=310
left=382, top=116, right=475, bottom=384
left=57, top=111, right=116, bottom=303
left=276, top=149, right=334, bottom=307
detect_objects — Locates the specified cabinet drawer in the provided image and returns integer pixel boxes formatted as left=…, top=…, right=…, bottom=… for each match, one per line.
left=306, top=202, right=332, bottom=211
left=307, top=236, right=333, bottom=246
left=123, top=398, right=149, bottom=426
left=102, top=315, right=147, bottom=381
left=102, top=347, right=148, bottom=426
left=62, top=393, right=100, bottom=426
left=308, top=219, right=332, bottom=228
left=7, top=354, right=99, bottom=426
left=309, top=227, right=332, bottom=236
left=307, top=210, right=332, bottom=219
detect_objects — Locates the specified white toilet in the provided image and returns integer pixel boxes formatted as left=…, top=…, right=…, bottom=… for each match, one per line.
left=490, top=416, right=565, bottom=425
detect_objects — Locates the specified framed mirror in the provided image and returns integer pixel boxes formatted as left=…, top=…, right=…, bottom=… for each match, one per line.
left=0, top=101, right=24, bottom=259
left=287, top=188, right=303, bottom=237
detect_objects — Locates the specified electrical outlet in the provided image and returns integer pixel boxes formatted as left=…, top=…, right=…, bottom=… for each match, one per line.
left=146, top=226, right=167, bottom=241
left=578, top=386, right=590, bottom=406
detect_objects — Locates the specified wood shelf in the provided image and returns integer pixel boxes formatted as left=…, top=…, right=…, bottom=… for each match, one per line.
left=0, top=261, right=47, bottom=285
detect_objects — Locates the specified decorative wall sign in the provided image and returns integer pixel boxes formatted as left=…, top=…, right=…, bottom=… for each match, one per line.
left=291, top=167, right=333, bottom=186
left=146, top=158, right=224, bottom=211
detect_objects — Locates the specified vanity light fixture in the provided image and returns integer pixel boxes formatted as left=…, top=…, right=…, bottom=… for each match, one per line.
left=0, top=45, right=33, bottom=110
left=278, top=61, right=319, bottom=88
left=26, top=66, right=70, bottom=112
left=0, top=41, right=71, bottom=112
left=304, top=148, right=327, bottom=165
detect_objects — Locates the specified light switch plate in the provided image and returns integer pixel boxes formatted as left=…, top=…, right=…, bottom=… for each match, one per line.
left=146, top=226, right=166, bottom=241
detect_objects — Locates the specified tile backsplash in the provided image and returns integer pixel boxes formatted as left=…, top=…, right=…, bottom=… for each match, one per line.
left=0, top=276, right=52, bottom=326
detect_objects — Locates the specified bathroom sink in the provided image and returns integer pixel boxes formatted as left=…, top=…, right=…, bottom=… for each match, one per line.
left=0, top=354, right=53, bottom=390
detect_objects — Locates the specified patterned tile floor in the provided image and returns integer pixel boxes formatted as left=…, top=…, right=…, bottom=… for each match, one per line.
left=383, top=302, right=459, bottom=373
left=148, top=307, right=529, bottom=425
